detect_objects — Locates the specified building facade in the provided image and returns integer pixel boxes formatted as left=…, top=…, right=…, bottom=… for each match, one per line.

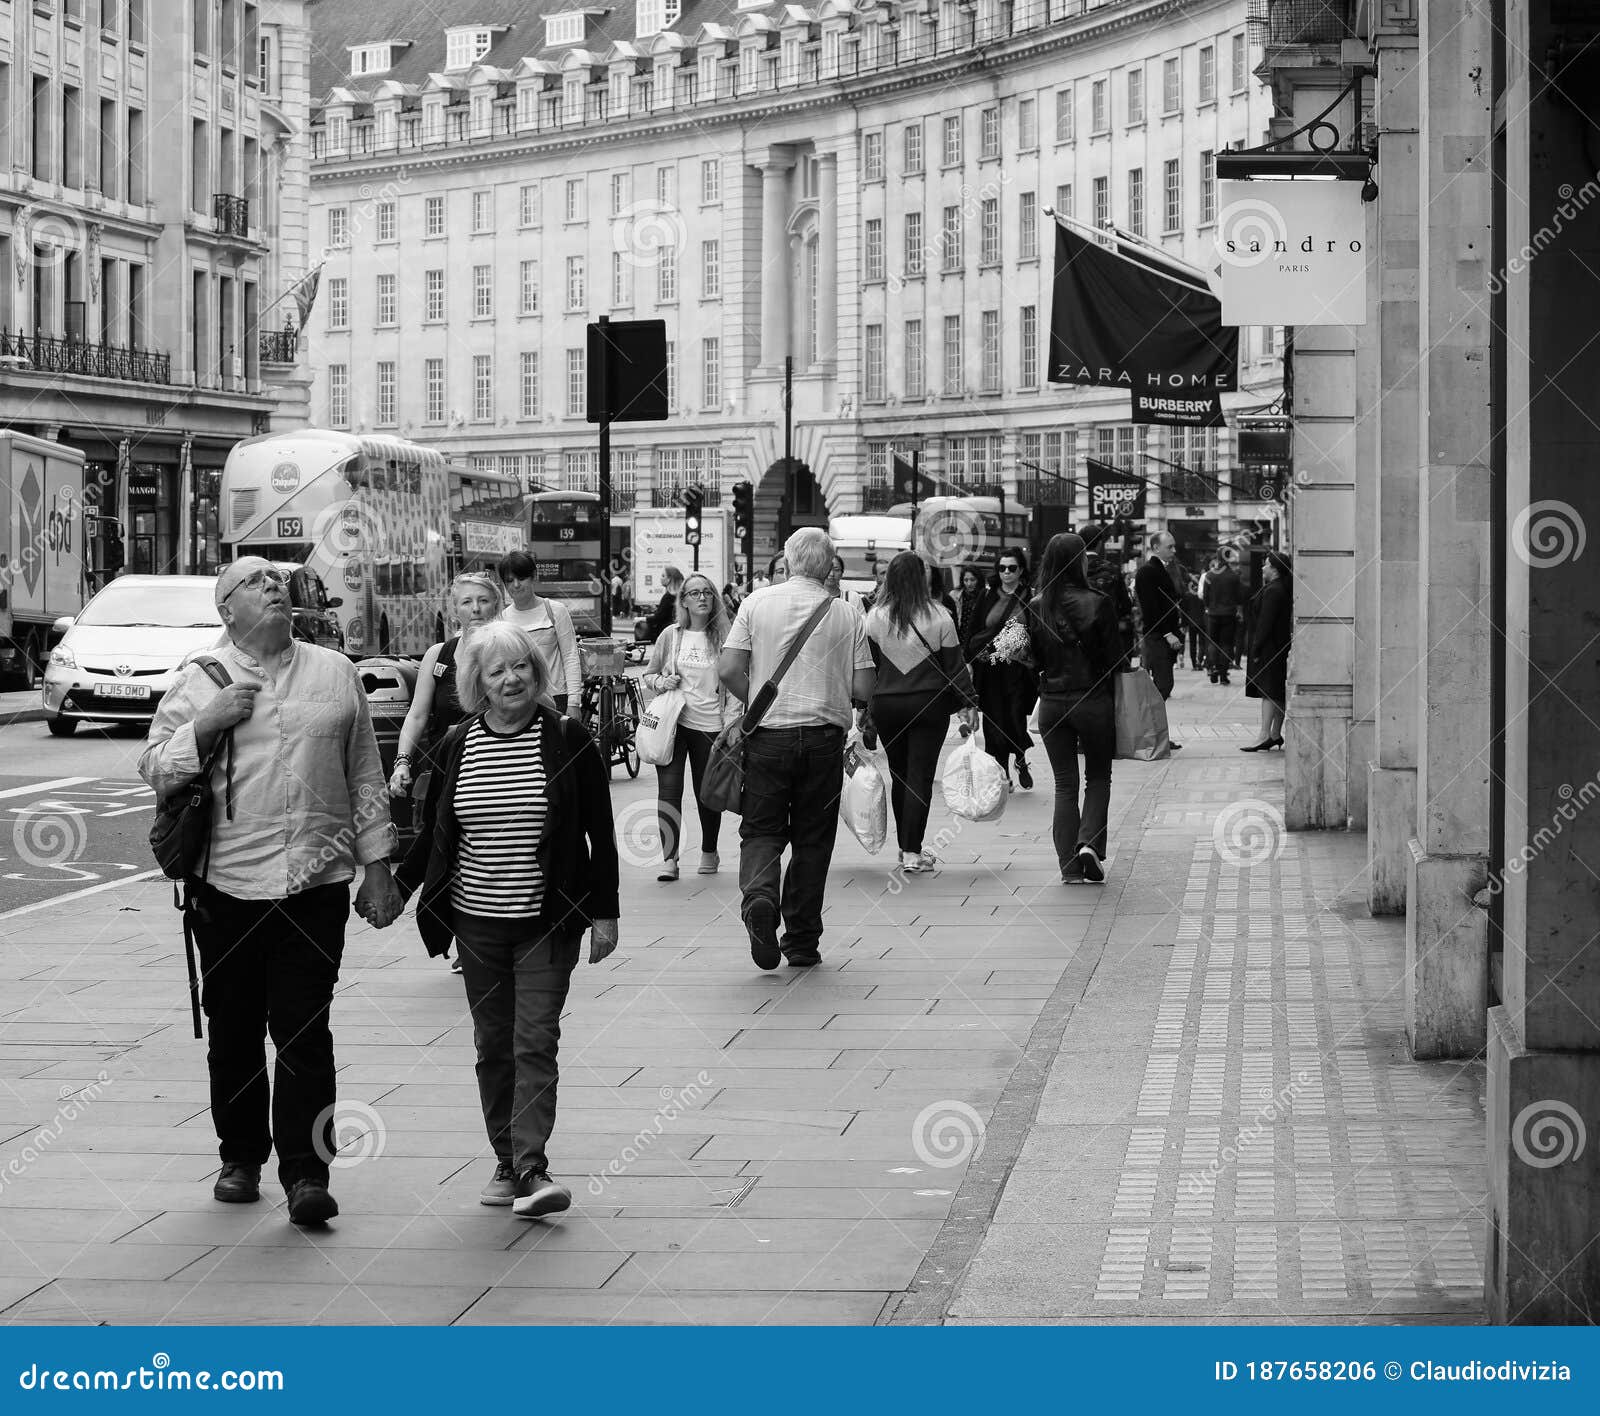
left=0, top=0, right=312, bottom=623
left=305, top=0, right=1281, bottom=571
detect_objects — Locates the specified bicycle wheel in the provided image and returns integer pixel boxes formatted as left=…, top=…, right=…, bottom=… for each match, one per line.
left=619, top=678, right=642, bottom=778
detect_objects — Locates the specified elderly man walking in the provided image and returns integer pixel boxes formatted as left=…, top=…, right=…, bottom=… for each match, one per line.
left=720, top=528, right=874, bottom=968
left=140, top=556, right=401, bottom=1226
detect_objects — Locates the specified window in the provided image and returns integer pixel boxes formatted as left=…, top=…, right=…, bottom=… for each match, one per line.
left=425, top=358, right=444, bottom=422
left=520, top=183, right=540, bottom=226
left=566, top=347, right=586, bottom=415
left=942, top=206, right=962, bottom=270
left=328, top=207, right=348, bottom=247
left=700, top=157, right=720, bottom=204
left=1055, top=86, right=1074, bottom=143
left=425, top=269, right=445, bottom=321
left=1199, top=45, right=1215, bottom=104
left=564, top=177, right=585, bottom=222
left=425, top=194, right=444, bottom=237
left=612, top=251, right=631, bottom=306
left=1231, top=32, right=1247, bottom=92
left=473, top=265, right=493, bottom=318
left=375, top=362, right=396, bottom=424
left=545, top=13, right=584, bottom=46
left=1127, top=168, right=1144, bottom=237
left=1019, top=195, right=1037, bottom=260
left=610, top=171, right=629, bottom=217
left=1163, top=157, right=1181, bottom=232
left=980, top=310, right=999, bottom=392
left=377, top=201, right=395, bottom=242
left=664, top=339, right=677, bottom=407
left=1127, top=68, right=1144, bottom=124
left=472, top=189, right=492, bottom=232
left=658, top=165, right=677, bottom=208
left=903, top=123, right=923, bottom=174
left=1055, top=182, right=1072, bottom=218
left=328, top=364, right=349, bottom=426
left=980, top=106, right=999, bottom=160
left=1093, top=176, right=1109, bottom=229
left=864, top=324, right=885, bottom=400
left=376, top=273, right=396, bottom=325
left=473, top=354, right=494, bottom=420
left=863, top=131, right=884, bottom=182
left=905, top=212, right=925, bottom=277
left=1018, top=97, right=1037, bottom=151
left=904, top=319, right=924, bottom=398
left=566, top=255, right=585, bottom=310
left=327, top=277, right=348, bottom=330
left=943, top=314, right=962, bottom=393
left=658, top=244, right=677, bottom=302
left=980, top=198, right=999, bottom=265
left=1163, top=55, right=1180, bottom=113
left=1200, top=149, right=1216, bottom=225
left=520, top=351, right=540, bottom=418
left=1091, top=79, right=1107, bottom=133
left=520, top=259, right=539, bottom=314
left=702, top=337, right=721, bottom=407
left=864, top=219, right=884, bottom=282
left=1020, top=306, right=1037, bottom=387
left=701, top=239, right=720, bottom=297
left=942, top=114, right=961, bottom=167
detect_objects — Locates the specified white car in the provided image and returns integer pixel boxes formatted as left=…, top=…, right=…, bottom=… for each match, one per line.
left=41, top=575, right=224, bottom=737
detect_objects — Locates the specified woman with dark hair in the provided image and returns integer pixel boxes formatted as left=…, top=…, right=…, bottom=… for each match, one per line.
left=1027, top=534, right=1124, bottom=882
left=645, top=565, right=684, bottom=643
left=1243, top=551, right=1293, bottom=751
left=825, top=553, right=846, bottom=598
left=498, top=550, right=583, bottom=716
left=953, top=566, right=985, bottom=644
left=864, top=552, right=978, bottom=872
left=927, top=564, right=959, bottom=623
left=765, top=553, right=789, bottom=586
left=963, top=546, right=1035, bottom=790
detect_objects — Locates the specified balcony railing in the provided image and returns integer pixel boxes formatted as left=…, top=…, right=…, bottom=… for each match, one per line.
left=861, top=486, right=899, bottom=512
left=1, top=329, right=171, bottom=385
left=650, top=485, right=723, bottom=509
left=1266, top=0, right=1354, bottom=44
left=1016, top=476, right=1076, bottom=507
left=213, top=192, right=250, bottom=237
left=259, top=328, right=299, bottom=363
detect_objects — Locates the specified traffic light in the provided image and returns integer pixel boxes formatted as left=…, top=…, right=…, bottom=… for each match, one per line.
left=731, top=481, right=754, bottom=543
left=683, top=486, right=703, bottom=546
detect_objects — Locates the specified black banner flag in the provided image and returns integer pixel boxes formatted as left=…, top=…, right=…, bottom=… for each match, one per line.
left=1086, top=458, right=1147, bottom=520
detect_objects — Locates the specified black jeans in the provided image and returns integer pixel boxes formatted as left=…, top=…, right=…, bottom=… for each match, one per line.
left=739, top=725, right=846, bottom=956
left=1206, top=615, right=1237, bottom=677
left=975, top=661, right=1034, bottom=773
left=1038, top=692, right=1115, bottom=865
left=656, top=724, right=722, bottom=859
left=453, top=915, right=581, bottom=1175
left=871, top=692, right=949, bottom=854
left=191, top=881, right=349, bottom=1190
left=1141, top=632, right=1175, bottom=700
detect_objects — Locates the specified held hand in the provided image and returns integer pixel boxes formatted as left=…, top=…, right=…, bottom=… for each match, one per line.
left=196, top=683, right=260, bottom=737
left=388, top=762, right=412, bottom=798
left=1165, top=633, right=1183, bottom=652
left=356, top=865, right=403, bottom=929
left=589, top=918, right=619, bottom=964
left=566, top=702, right=585, bottom=722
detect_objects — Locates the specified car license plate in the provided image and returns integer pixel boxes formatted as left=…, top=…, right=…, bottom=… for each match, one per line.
left=97, top=682, right=150, bottom=700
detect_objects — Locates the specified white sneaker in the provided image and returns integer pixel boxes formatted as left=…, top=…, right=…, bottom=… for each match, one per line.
left=697, top=851, right=720, bottom=875
left=657, top=859, right=679, bottom=882
left=900, top=851, right=923, bottom=872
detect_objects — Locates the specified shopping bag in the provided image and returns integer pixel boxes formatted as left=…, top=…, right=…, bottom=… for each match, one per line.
left=635, top=688, right=685, bottom=766
left=1114, top=670, right=1173, bottom=761
left=840, top=736, right=889, bottom=854
left=941, top=731, right=1008, bottom=822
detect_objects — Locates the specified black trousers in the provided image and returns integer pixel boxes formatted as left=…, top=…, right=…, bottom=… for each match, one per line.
left=871, top=692, right=950, bottom=854
left=656, top=724, right=722, bottom=859
left=191, top=881, right=349, bottom=1190
left=1038, top=692, right=1115, bottom=864
left=1206, top=615, right=1238, bottom=677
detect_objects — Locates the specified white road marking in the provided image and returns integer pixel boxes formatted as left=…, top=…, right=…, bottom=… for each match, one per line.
left=0, top=776, right=97, bottom=800
left=0, top=867, right=165, bottom=921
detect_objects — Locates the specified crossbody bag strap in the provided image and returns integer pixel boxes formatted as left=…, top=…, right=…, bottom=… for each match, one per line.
left=907, top=619, right=966, bottom=700
left=741, top=597, right=835, bottom=733
left=191, top=656, right=236, bottom=825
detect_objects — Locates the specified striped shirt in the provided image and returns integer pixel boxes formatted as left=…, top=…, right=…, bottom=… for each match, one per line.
left=449, top=717, right=549, bottom=918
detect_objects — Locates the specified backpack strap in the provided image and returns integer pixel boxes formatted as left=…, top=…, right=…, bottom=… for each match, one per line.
left=188, top=655, right=236, bottom=824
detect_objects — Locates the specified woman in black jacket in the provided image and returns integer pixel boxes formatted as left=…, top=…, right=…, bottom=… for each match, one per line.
left=1243, top=551, right=1293, bottom=751
left=963, top=547, right=1036, bottom=790
left=396, top=620, right=619, bottom=1219
left=1027, top=533, right=1124, bottom=882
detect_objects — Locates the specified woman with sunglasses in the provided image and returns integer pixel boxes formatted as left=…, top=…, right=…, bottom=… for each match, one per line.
left=641, top=572, right=743, bottom=880
left=962, top=548, right=1036, bottom=791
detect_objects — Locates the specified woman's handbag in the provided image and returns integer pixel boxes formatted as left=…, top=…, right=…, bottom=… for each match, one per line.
left=909, top=620, right=969, bottom=716
left=636, top=632, right=685, bottom=766
left=1113, top=669, right=1173, bottom=761
left=701, top=598, right=835, bottom=815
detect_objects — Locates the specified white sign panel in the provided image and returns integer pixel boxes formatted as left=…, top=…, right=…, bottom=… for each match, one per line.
left=460, top=520, right=524, bottom=556
left=630, top=509, right=727, bottom=602
left=1213, top=179, right=1369, bottom=326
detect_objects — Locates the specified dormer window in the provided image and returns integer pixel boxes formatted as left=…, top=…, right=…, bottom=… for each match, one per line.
left=545, top=13, right=585, bottom=46
left=351, top=44, right=395, bottom=76
left=636, top=0, right=682, bottom=37
left=446, top=26, right=496, bottom=70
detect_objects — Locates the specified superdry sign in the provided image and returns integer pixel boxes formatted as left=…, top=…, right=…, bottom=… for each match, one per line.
left=1048, top=225, right=1237, bottom=428
left=1213, top=179, right=1368, bottom=326
left=1087, top=460, right=1147, bottom=521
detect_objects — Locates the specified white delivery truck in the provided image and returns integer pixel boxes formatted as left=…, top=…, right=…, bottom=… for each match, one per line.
left=827, top=513, right=912, bottom=606
left=0, top=432, right=89, bottom=689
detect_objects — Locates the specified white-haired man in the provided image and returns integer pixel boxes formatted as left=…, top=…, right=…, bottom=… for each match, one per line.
left=720, top=528, right=874, bottom=968
left=139, top=556, right=401, bottom=1226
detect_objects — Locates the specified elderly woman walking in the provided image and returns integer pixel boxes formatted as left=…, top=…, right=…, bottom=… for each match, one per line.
left=396, top=620, right=619, bottom=1218
left=642, top=571, right=742, bottom=881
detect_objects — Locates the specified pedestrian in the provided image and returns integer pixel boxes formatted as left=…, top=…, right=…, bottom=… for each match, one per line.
left=498, top=551, right=583, bottom=718
left=720, top=528, right=874, bottom=969
left=765, top=553, right=789, bottom=586
left=862, top=559, right=889, bottom=610
left=953, top=565, right=985, bottom=644
left=1027, top=533, right=1123, bottom=884
left=1202, top=553, right=1244, bottom=685
left=927, top=563, right=959, bottom=624
left=1080, top=523, right=1135, bottom=666
left=1242, top=551, right=1293, bottom=752
left=1181, top=572, right=1206, bottom=671
left=645, top=565, right=684, bottom=643
left=962, top=546, right=1036, bottom=790
left=722, top=580, right=742, bottom=619
left=395, top=620, right=620, bottom=1217
left=139, top=556, right=402, bottom=1226
left=642, top=572, right=742, bottom=881
left=1134, top=531, right=1186, bottom=749
left=863, top=552, right=977, bottom=873
left=826, top=553, right=846, bottom=599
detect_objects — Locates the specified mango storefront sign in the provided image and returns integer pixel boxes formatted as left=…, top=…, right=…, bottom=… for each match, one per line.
left=1213, top=179, right=1368, bottom=326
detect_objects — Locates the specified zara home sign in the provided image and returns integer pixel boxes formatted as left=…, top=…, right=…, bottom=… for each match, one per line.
left=1213, top=179, right=1369, bottom=326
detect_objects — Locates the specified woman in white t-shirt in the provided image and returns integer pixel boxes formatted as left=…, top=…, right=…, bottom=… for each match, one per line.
left=640, top=572, right=743, bottom=881
left=497, top=551, right=583, bottom=718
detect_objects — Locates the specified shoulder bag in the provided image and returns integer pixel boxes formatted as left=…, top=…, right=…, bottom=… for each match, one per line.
left=908, top=618, right=970, bottom=717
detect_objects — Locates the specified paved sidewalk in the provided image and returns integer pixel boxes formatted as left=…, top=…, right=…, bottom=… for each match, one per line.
left=0, top=691, right=46, bottom=727
left=0, top=671, right=1484, bottom=1324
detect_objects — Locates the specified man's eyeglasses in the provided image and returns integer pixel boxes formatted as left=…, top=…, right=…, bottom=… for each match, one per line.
left=223, top=569, right=289, bottom=603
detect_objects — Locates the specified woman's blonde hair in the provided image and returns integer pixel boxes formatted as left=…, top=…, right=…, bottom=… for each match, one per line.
left=455, top=620, right=549, bottom=716
left=446, top=572, right=504, bottom=630
left=674, top=572, right=730, bottom=654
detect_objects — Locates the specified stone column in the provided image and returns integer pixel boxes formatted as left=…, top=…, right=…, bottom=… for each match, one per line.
left=1486, top=0, right=1600, bottom=1323
left=755, top=153, right=795, bottom=374
left=1404, top=0, right=1492, bottom=1059
left=1368, top=23, right=1422, bottom=913
left=817, top=150, right=839, bottom=368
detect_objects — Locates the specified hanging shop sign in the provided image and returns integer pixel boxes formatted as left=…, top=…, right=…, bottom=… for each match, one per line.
left=1086, top=459, right=1147, bottom=521
left=1213, top=178, right=1369, bottom=326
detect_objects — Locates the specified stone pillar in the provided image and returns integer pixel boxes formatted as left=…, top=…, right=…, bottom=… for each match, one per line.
left=1368, top=24, right=1423, bottom=913
left=1404, top=0, right=1492, bottom=1060
left=756, top=153, right=795, bottom=373
left=817, top=151, right=839, bottom=368
left=1487, top=0, right=1600, bottom=1324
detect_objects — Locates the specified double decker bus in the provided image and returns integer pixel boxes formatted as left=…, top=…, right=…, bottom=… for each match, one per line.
left=220, top=430, right=451, bottom=657
left=526, top=489, right=604, bottom=634
left=450, top=466, right=527, bottom=576
left=867, top=495, right=1032, bottom=578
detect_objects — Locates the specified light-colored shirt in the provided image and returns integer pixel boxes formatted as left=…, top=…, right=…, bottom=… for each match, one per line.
left=139, top=640, right=395, bottom=902
left=450, top=717, right=548, bottom=918
left=503, top=598, right=582, bottom=704
left=726, top=577, right=872, bottom=729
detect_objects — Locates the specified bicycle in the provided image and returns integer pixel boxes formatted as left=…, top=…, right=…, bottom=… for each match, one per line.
left=577, top=639, right=641, bottom=778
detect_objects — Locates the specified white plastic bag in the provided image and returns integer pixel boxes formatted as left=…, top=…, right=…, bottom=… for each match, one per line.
left=840, top=736, right=889, bottom=854
left=635, top=689, right=686, bottom=766
left=942, top=730, right=1008, bottom=822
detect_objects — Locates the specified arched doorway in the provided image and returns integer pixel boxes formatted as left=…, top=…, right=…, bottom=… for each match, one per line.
left=750, top=456, right=825, bottom=571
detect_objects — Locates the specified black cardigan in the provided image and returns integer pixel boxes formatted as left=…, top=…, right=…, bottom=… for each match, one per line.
left=395, top=706, right=621, bottom=957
